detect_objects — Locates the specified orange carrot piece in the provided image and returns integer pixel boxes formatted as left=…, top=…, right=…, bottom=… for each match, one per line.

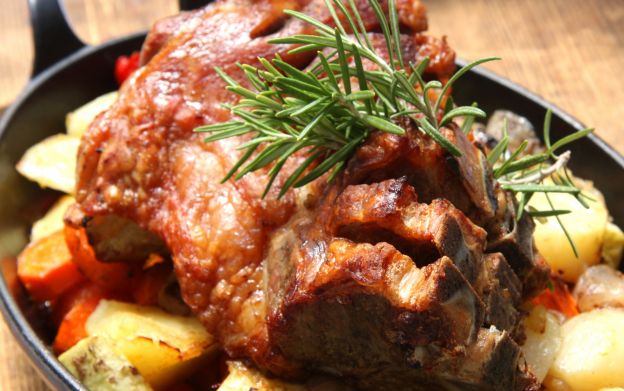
left=64, top=225, right=133, bottom=293
left=532, top=276, right=579, bottom=318
left=53, top=282, right=106, bottom=353
left=17, top=230, right=84, bottom=302
left=52, top=281, right=107, bottom=327
left=132, top=261, right=171, bottom=306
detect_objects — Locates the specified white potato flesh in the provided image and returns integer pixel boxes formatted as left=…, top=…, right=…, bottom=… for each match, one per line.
left=30, top=195, right=75, bottom=242
left=59, top=335, right=152, bottom=391
left=218, top=361, right=306, bottom=391
left=66, top=91, right=118, bottom=138
left=547, top=308, right=624, bottom=391
left=521, top=306, right=562, bottom=383
left=86, top=300, right=217, bottom=390
left=528, top=179, right=609, bottom=282
left=16, top=134, right=79, bottom=194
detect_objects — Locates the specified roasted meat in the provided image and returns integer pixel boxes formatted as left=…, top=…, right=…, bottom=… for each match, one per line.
left=68, top=0, right=545, bottom=389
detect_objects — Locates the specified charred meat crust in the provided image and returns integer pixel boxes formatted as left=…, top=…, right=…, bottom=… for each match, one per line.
left=266, top=175, right=534, bottom=389
left=329, top=178, right=487, bottom=282
left=343, top=123, right=548, bottom=298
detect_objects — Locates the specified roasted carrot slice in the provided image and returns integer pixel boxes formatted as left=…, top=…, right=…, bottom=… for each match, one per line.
left=64, top=225, right=133, bottom=293
left=53, top=282, right=106, bottom=354
left=17, top=230, right=83, bottom=302
left=132, top=260, right=171, bottom=306
left=532, top=276, right=579, bottom=318
left=52, top=280, right=115, bottom=327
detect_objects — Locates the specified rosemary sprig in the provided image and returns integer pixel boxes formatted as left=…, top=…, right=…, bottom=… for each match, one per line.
left=195, top=0, right=496, bottom=196
left=487, top=109, right=594, bottom=255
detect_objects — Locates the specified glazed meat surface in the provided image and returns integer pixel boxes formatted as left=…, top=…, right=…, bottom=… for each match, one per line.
left=70, top=0, right=545, bottom=388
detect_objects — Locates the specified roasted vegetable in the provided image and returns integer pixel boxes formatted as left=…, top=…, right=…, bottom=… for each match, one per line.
left=573, top=265, right=624, bottom=312
left=31, top=195, right=75, bottom=242
left=529, top=178, right=611, bottom=282
left=17, top=230, right=83, bottom=302
left=64, top=225, right=134, bottom=293
left=66, top=91, right=118, bottom=138
left=54, top=282, right=108, bottom=353
left=546, top=308, right=624, bottom=390
left=602, top=222, right=624, bottom=269
left=531, top=277, right=579, bottom=318
left=86, top=300, right=218, bottom=390
left=521, top=305, right=562, bottom=383
left=59, top=335, right=152, bottom=391
left=115, top=53, right=140, bottom=85
left=16, top=134, right=79, bottom=194
left=132, top=260, right=171, bottom=306
left=218, top=361, right=306, bottom=391
left=17, top=91, right=118, bottom=195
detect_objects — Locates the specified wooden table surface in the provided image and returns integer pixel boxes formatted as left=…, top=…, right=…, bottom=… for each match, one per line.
left=0, top=0, right=622, bottom=390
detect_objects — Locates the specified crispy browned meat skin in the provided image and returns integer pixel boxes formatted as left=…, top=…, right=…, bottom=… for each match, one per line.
left=266, top=174, right=534, bottom=389
left=71, top=0, right=542, bottom=388
left=329, top=178, right=487, bottom=282
left=344, top=121, right=549, bottom=296
left=139, top=10, right=197, bottom=65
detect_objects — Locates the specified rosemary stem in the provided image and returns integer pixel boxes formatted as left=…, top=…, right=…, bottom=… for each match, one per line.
left=498, top=151, right=571, bottom=185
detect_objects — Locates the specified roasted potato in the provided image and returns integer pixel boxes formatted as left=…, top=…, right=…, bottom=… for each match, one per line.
left=546, top=308, right=624, bottom=390
left=218, top=361, right=306, bottom=391
left=602, top=222, right=624, bottom=269
left=528, top=178, right=613, bottom=282
left=16, top=134, right=79, bottom=194
left=59, top=335, right=152, bottom=391
left=31, top=195, right=75, bottom=242
left=66, top=91, right=118, bottom=137
left=86, top=300, right=218, bottom=390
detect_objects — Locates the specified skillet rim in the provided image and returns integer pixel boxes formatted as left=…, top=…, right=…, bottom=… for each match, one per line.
left=0, top=36, right=623, bottom=391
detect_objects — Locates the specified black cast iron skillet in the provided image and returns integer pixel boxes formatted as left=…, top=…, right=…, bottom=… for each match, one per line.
left=0, top=0, right=622, bottom=389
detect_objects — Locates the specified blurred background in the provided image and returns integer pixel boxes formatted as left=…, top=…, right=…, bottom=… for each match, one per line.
left=0, top=0, right=622, bottom=389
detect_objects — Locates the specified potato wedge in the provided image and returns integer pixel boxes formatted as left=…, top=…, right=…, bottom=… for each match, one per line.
left=86, top=300, right=217, bottom=390
left=547, top=308, right=624, bottom=390
left=66, top=91, right=118, bottom=138
left=218, top=361, right=306, bottom=391
left=59, top=335, right=152, bottom=391
left=31, top=195, right=75, bottom=242
left=16, top=134, right=79, bottom=194
left=528, top=178, right=609, bottom=282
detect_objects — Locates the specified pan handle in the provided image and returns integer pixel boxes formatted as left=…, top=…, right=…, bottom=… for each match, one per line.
left=28, top=0, right=85, bottom=77
left=178, top=0, right=213, bottom=11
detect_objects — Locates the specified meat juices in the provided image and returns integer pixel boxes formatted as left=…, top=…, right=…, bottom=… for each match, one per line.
left=68, top=0, right=547, bottom=389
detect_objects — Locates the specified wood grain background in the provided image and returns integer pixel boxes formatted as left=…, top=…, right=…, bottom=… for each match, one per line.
left=0, top=0, right=622, bottom=389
